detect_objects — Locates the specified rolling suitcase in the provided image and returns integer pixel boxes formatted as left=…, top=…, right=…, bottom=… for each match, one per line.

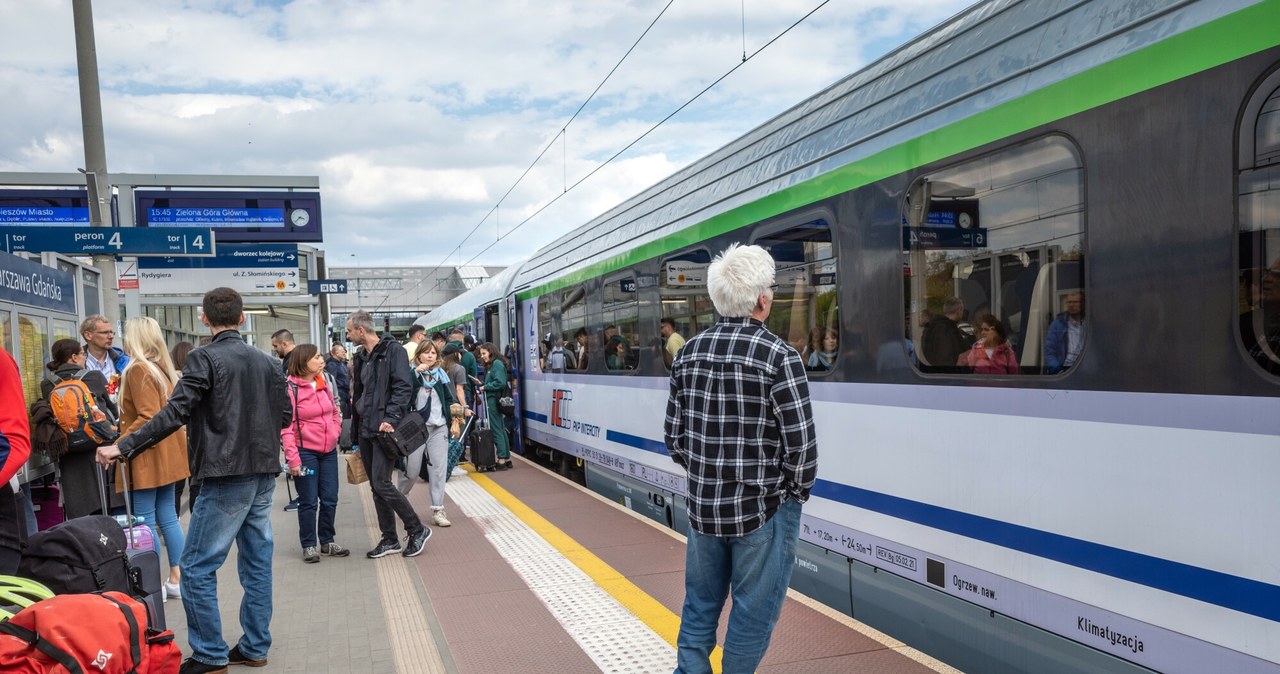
left=468, top=404, right=498, bottom=472
left=97, top=461, right=166, bottom=631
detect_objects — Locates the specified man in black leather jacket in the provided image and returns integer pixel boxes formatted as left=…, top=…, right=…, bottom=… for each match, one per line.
left=98, top=287, right=290, bottom=674
left=349, top=310, right=430, bottom=559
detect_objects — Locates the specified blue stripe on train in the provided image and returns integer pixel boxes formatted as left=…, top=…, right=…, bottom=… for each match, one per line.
left=811, top=479, right=1279, bottom=623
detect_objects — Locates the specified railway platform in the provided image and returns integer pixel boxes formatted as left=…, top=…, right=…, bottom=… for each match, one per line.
left=164, top=454, right=960, bottom=673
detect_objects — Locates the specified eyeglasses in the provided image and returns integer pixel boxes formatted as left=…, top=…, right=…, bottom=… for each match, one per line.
left=94, top=330, right=115, bottom=335
left=768, top=284, right=779, bottom=292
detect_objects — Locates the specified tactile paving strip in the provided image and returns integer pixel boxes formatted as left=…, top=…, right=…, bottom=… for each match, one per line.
left=451, top=475, right=677, bottom=673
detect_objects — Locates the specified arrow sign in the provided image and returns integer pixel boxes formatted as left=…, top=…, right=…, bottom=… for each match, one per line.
left=1, top=227, right=216, bottom=257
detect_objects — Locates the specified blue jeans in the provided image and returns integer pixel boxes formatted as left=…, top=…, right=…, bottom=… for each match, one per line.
left=674, top=499, right=802, bottom=674
left=181, top=473, right=275, bottom=666
left=131, top=482, right=185, bottom=572
left=295, top=449, right=339, bottom=548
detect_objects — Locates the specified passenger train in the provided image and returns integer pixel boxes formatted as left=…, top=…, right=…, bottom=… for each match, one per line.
left=416, top=1, right=1280, bottom=671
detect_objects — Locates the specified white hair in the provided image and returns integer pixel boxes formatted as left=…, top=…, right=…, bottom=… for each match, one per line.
left=706, top=243, right=775, bottom=318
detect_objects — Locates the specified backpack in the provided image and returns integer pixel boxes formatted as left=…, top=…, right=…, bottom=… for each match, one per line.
left=46, top=370, right=118, bottom=451
left=17, top=515, right=133, bottom=596
left=27, top=400, right=68, bottom=462
left=0, top=591, right=182, bottom=674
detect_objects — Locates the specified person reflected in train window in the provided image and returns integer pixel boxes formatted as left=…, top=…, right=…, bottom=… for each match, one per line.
left=1044, top=291, right=1086, bottom=374
left=922, top=297, right=970, bottom=371
left=606, top=337, right=630, bottom=371
left=545, top=336, right=573, bottom=373
left=806, top=327, right=839, bottom=371
left=1242, top=259, right=1280, bottom=371
left=572, top=328, right=589, bottom=370
left=959, top=315, right=1019, bottom=374
left=660, top=318, right=685, bottom=368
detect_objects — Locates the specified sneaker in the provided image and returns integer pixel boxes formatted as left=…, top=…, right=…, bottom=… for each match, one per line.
left=432, top=510, right=451, bottom=527
left=320, top=542, right=351, bottom=557
left=283, top=498, right=300, bottom=512
left=303, top=546, right=320, bottom=564
left=366, top=538, right=403, bottom=559
left=163, top=580, right=182, bottom=601
left=179, top=658, right=228, bottom=674
left=403, top=528, right=432, bottom=557
left=451, top=466, right=466, bottom=477
left=227, top=643, right=268, bottom=667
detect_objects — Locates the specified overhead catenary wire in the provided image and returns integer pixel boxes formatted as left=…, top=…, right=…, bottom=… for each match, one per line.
left=402, top=0, right=832, bottom=315
left=452, top=0, right=832, bottom=270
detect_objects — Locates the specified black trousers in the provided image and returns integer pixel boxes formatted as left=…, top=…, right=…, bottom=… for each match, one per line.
left=359, top=436, right=423, bottom=540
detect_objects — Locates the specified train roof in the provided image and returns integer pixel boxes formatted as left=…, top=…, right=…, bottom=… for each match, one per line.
left=509, top=0, right=1261, bottom=298
left=415, top=264, right=521, bottom=333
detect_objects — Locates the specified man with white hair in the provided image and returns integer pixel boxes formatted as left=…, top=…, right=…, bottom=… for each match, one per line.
left=664, top=243, right=818, bottom=674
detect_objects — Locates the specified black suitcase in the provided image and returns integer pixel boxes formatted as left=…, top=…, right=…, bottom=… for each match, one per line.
left=468, top=401, right=498, bottom=473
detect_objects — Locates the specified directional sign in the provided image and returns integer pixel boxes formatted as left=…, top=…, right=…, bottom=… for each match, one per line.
left=903, top=227, right=989, bottom=250
left=0, top=227, right=215, bottom=257
left=137, top=244, right=299, bottom=295
left=307, top=279, right=348, bottom=295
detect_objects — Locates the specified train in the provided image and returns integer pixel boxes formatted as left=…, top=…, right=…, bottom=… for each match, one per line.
left=415, top=1, right=1280, bottom=672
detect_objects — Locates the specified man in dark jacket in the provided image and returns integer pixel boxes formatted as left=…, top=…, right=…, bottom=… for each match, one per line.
left=98, top=287, right=290, bottom=674
left=921, top=296, right=972, bottom=371
left=349, top=310, right=430, bottom=559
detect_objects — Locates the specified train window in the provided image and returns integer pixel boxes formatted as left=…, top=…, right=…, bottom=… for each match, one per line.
left=1237, top=74, right=1280, bottom=376
left=659, top=249, right=713, bottom=369
left=904, top=134, right=1085, bottom=376
left=753, top=218, right=839, bottom=373
left=560, top=285, right=587, bottom=371
left=602, top=274, right=638, bottom=371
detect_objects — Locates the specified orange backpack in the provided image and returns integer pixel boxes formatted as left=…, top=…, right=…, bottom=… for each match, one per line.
left=46, top=370, right=118, bottom=451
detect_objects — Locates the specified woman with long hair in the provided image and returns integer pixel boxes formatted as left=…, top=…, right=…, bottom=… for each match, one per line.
left=400, top=340, right=457, bottom=527
left=958, top=315, right=1020, bottom=374
left=40, top=338, right=120, bottom=520
left=806, top=327, right=839, bottom=370
left=281, top=343, right=349, bottom=563
left=115, top=317, right=189, bottom=600
left=478, top=342, right=513, bottom=470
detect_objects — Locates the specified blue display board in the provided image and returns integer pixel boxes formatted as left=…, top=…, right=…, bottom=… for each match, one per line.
left=135, top=190, right=322, bottom=243
left=0, top=251, right=77, bottom=313
left=0, top=189, right=92, bottom=226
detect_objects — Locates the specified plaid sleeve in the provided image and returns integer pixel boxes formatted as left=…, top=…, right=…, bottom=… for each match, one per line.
left=772, top=349, right=817, bottom=501
left=664, top=370, right=687, bottom=469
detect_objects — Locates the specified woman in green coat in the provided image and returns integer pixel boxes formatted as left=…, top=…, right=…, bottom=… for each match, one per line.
left=478, top=342, right=513, bottom=470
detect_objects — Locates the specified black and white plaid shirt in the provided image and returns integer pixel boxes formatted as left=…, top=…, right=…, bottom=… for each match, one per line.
left=664, top=316, right=818, bottom=537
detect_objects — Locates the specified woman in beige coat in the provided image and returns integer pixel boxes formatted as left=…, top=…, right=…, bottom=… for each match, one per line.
left=115, top=317, right=190, bottom=600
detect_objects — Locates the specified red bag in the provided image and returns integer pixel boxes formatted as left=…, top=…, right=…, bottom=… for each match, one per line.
left=0, top=591, right=181, bottom=673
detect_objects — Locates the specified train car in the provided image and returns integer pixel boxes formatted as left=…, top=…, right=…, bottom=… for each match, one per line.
left=417, top=1, right=1280, bottom=671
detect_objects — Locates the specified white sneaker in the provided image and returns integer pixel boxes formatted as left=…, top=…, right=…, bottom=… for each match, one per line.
left=163, top=580, right=182, bottom=601
left=451, top=467, right=466, bottom=477
left=432, top=510, right=452, bottom=527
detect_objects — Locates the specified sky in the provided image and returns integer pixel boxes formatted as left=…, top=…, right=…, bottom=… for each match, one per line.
left=0, top=0, right=973, bottom=270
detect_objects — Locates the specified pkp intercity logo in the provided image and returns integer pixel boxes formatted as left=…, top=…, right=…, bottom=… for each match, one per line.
left=551, top=388, right=573, bottom=429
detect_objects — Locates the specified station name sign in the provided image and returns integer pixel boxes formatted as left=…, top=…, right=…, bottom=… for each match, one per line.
left=0, top=250, right=77, bottom=313
left=135, top=190, right=322, bottom=243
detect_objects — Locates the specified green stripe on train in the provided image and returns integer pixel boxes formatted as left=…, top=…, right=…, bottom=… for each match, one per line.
left=513, top=0, right=1280, bottom=302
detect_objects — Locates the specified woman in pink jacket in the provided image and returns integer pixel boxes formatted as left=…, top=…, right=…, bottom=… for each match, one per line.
left=282, top=343, right=351, bottom=563
left=958, top=316, right=1020, bottom=375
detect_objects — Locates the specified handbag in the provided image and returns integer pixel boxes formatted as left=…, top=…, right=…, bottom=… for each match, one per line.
left=377, top=412, right=427, bottom=459
left=346, top=451, right=368, bottom=484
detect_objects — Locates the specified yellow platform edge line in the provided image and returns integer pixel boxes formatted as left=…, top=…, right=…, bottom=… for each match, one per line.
left=471, top=470, right=724, bottom=672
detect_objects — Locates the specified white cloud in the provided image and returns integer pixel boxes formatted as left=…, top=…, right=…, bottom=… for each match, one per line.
left=0, top=0, right=972, bottom=272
